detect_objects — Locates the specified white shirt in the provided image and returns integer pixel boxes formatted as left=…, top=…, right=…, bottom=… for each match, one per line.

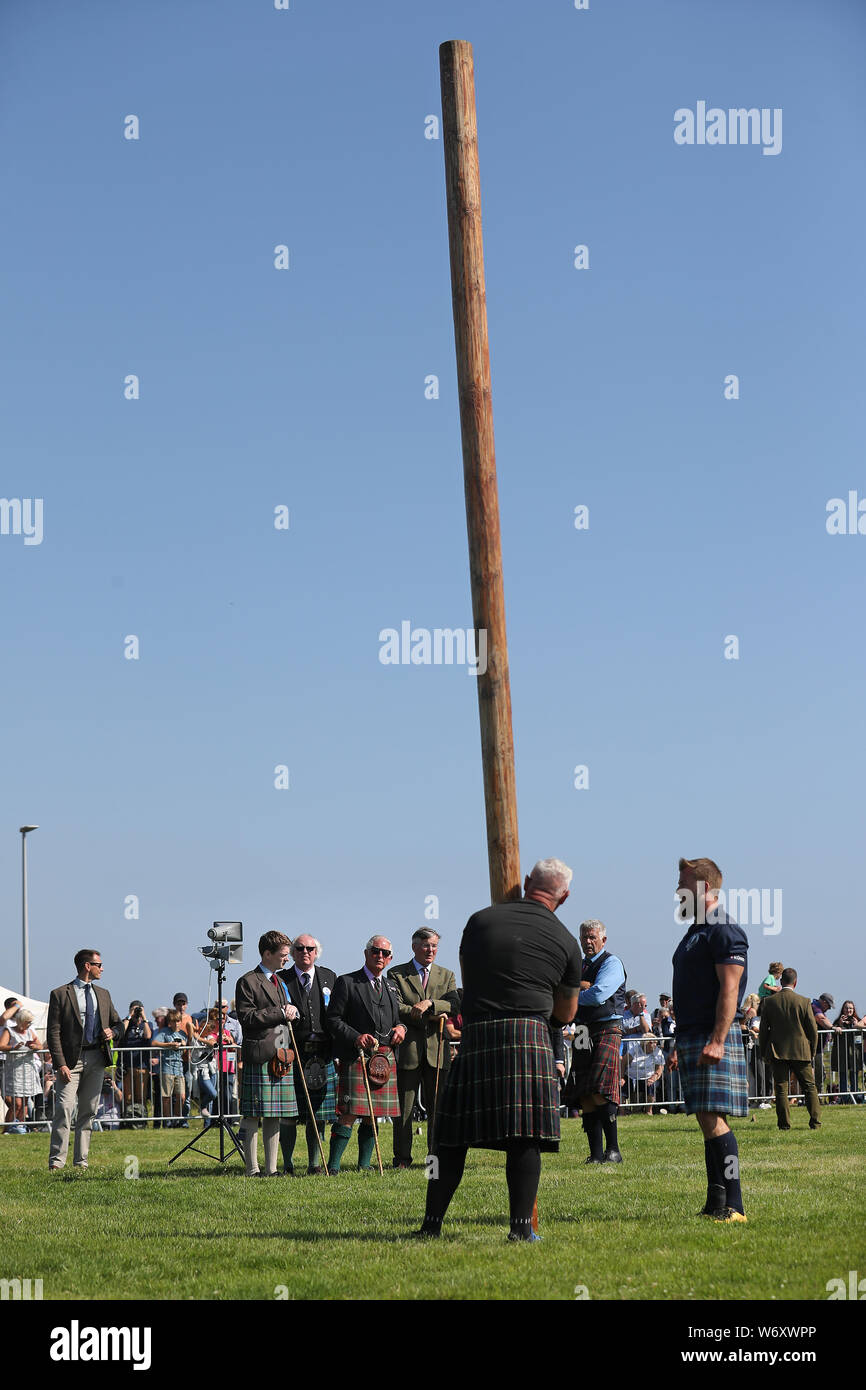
left=294, top=964, right=316, bottom=988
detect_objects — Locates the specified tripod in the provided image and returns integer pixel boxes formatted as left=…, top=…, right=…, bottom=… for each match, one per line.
left=169, top=959, right=244, bottom=1167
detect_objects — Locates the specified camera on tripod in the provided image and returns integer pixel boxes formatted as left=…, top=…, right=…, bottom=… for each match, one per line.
left=199, top=922, right=244, bottom=967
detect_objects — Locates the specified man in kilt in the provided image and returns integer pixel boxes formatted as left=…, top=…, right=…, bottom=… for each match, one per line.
left=325, top=937, right=406, bottom=1173
left=570, top=919, right=628, bottom=1164
left=416, top=859, right=582, bottom=1243
left=277, top=935, right=337, bottom=1175
left=669, top=857, right=749, bottom=1222
left=235, top=930, right=300, bottom=1177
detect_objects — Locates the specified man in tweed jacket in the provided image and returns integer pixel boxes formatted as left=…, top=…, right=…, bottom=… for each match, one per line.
left=758, top=967, right=821, bottom=1131
left=388, top=929, right=460, bottom=1168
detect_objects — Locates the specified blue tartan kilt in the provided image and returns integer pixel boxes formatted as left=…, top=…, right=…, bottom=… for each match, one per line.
left=292, top=1059, right=338, bottom=1126
left=240, top=1061, right=299, bottom=1119
left=676, top=1025, right=748, bottom=1118
left=434, top=1016, right=561, bottom=1152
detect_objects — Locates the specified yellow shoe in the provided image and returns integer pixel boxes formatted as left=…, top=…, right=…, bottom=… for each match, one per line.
left=712, top=1207, right=747, bottom=1223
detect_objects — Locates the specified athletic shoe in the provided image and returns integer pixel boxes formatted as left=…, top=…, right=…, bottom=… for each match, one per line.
left=409, top=1226, right=441, bottom=1239
left=602, top=1149, right=623, bottom=1164
left=712, top=1207, right=747, bottom=1223
left=507, top=1231, right=542, bottom=1243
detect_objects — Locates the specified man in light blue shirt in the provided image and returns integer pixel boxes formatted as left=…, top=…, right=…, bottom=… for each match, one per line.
left=568, top=920, right=628, bottom=1164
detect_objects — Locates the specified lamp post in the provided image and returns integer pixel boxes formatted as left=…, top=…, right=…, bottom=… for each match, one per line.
left=19, top=826, right=38, bottom=997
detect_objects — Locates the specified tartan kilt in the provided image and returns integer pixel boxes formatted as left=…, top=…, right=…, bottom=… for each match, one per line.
left=568, top=1022, right=623, bottom=1106
left=676, top=1025, right=748, bottom=1118
left=434, top=1016, right=561, bottom=1152
left=240, top=1061, right=299, bottom=1119
left=336, top=1051, right=399, bottom=1119
left=293, top=1059, right=338, bottom=1125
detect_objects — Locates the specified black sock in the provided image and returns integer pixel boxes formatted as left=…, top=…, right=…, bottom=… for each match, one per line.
left=505, top=1141, right=541, bottom=1234
left=709, top=1131, right=744, bottom=1214
left=600, top=1102, right=619, bottom=1153
left=421, top=1145, right=467, bottom=1232
left=583, top=1110, right=604, bottom=1161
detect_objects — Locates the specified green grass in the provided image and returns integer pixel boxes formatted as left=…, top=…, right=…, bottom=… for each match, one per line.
left=2, top=1111, right=864, bottom=1300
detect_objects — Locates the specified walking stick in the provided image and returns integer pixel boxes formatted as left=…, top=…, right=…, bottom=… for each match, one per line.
left=286, top=1018, right=329, bottom=1175
left=359, top=1046, right=385, bottom=1176
left=428, top=1015, right=446, bottom=1150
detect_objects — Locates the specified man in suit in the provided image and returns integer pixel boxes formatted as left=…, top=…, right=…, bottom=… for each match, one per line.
left=235, top=931, right=301, bottom=1177
left=758, top=967, right=821, bottom=1131
left=48, top=948, right=122, bottom=1170
left=325, top=936, right=406, bottom=1173
left=277, top=935, right=337, bottom=1175
left=388, top=928, right=458, bottom=1169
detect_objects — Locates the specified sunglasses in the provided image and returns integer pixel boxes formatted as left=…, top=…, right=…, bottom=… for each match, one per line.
left=367, top=948, right=391, bottom=957
left=293, top=944, right=315, bottom=952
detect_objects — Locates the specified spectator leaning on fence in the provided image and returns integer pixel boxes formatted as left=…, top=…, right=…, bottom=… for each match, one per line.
left=810, top=994, right=834, bottom=1093
left=152, top=1009, right=188, bottom=1129
left=831, top=1001, right=863, bottom=1103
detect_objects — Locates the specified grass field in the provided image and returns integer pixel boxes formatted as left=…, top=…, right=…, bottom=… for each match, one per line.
left=2, top=1110, right=864, bottom=1301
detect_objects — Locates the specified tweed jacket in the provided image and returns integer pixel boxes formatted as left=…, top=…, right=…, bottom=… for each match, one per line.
left=47, top=982, right=122, bottom=1071
left=387, top=960, right=459, bottom=1069
left=235, top=966, right=291, bottom=1066
left=758, top=987, right=820, bottom=1063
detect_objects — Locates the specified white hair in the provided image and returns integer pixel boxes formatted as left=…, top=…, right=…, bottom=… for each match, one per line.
left=528, top=858, right=573, bottom=894
left=365, top=935, right=392, bottom=952
left=293, top=936, right=322, bottom=959
left=580, top=919, right=607, bottom=940
left=14, top=1009, right=33, bottom=1030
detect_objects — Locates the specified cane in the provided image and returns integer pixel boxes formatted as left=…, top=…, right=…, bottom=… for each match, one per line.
left=359, top=1046, right=385, bottom=1176
left=428, top=1015, right=446, bottom=1150
left=286, top=1018, right=329, bottom=1175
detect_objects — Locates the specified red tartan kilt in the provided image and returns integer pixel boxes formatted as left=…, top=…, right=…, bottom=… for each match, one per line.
left=336, top=1051, right=399, bottom=1118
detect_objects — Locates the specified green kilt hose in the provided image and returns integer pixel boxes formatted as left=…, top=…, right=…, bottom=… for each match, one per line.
left=295, top=1059, right=338, bottom=1124
left=240, top=1061, right=299, bottom=1118
left=336, top=1050, right=399, bottom=1119
left=568, top=1022, right=622, bottom=1105
left=676, top=1024, right=748, bottom=1117
left=434, top=1016, right=561, bottom=1153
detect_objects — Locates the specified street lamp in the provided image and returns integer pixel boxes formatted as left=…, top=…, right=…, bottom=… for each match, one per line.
left=19, top=826, right=38, bottom=998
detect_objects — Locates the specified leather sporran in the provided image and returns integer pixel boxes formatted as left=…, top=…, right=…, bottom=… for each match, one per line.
left=268, top=1023, right=295, bottom=1080
left=366, top=1050, right=391, bottom=1089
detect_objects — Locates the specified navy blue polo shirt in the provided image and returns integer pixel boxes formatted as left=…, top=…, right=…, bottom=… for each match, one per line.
left=671, top=910, right=748, bottom=1036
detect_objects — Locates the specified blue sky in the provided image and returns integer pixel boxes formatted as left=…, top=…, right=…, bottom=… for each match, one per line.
left=1, top=0, right=864, bottom=1016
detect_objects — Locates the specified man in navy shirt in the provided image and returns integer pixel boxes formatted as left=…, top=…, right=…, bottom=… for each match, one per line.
left=670, top=857, right=749, bottom=1222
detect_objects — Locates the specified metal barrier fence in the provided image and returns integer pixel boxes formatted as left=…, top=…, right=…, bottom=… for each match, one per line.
left=564, top=1027, right=865, bottom=1113
left=2, top=1030, right=864, bottom=1130
left=1, top=1043, right=243, bottom=1132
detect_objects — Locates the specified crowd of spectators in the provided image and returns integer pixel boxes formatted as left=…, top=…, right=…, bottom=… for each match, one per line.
left=1, top=961, right=864, bottom=1132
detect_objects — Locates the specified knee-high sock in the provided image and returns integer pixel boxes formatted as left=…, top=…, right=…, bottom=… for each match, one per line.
left=505, top=1141, right=541, bottom=1236
left=242, top=1118, right=259, bottom=1176
left=709, top=1130, right=744, bottom=1214
left=358, top=1123, right=376, bottom=1169
left=328, top=1123, right=352, bottom=1173
left=262, top=1117, right=281, bottom=1175
left=280, top=1119, right=297, bottom=1171
left=600, top=1101, right=619, bottom=1153
left=582, top=1110, right=604, bottom=1161
left=421, top=1145, right=467, bottom=1231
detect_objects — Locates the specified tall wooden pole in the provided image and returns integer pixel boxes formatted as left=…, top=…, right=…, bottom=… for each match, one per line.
left=439, top=40, right=521, bottom=905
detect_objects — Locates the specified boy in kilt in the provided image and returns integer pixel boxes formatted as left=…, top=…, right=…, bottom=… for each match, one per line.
left=570, top=919, right=628, bottom=1164
left=669, top=857, right=749, bottom=1222
left=235, top=931, right=300, bottom=1177
left=325, top=937, right=406, bottom=1173
left=416, top=859, right=582, bottom=1242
